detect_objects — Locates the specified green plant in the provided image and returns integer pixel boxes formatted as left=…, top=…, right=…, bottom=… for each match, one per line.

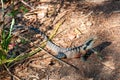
left=20, top=6, right=29, bottom=13
left=0, top=18, right=15, bottom=65
left=7, top=5, right=28, bottom=17
left=20, top=38, right=28, bottom=44
left=7, top=9, right=19, bottom=17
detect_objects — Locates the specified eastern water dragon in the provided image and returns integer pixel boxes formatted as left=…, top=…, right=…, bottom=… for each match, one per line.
left=29, top=27, right=98, bottom=61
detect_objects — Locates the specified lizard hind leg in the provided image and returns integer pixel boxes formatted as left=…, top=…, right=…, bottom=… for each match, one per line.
left=55, top=52, right=67, bottom=59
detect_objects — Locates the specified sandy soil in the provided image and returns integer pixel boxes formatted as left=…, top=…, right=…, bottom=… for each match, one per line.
left=0, top=0, right=120, bottom=80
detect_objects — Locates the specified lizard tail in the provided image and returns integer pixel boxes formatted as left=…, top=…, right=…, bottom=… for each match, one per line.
left=29, top=27, right=48, bottom=40
left=29, top=27, right=64, bottom=53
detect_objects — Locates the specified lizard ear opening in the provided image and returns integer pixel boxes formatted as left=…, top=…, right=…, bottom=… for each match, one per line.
left=55, top=52, right=67, bottom=59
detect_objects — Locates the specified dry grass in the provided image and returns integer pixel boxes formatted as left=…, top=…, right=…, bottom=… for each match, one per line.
left=0, top=0, right=120, bottom=80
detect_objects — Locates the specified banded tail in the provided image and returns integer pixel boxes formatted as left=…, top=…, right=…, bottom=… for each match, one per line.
left=29, top=27, right=65, bottom=53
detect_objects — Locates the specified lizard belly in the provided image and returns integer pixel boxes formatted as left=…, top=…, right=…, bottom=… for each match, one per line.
left=65, top=52, right=81, bottom=58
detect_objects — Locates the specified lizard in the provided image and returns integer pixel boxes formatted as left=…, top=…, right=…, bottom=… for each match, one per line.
left=29, top=27, right=98, bottom=60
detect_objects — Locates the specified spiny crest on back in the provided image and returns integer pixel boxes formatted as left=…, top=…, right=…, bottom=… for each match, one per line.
left=81, top=36, right=97, bottom=51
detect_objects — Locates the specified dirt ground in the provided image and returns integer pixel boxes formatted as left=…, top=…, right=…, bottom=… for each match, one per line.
left=0, top=0, right=120, bottom=80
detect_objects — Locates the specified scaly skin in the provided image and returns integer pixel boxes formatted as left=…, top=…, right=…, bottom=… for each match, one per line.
left=29, top=27, right=97, bottom=60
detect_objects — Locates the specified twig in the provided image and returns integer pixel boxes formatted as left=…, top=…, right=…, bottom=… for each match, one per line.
left=39, top=47, right=79, bottom=70
left=1, top=0, right=5, bottom=30
left=49, top=17, right=65, bottom=39
left=1, top=0, right=4, bottom=21
left=84, top=11, right=93, bottom=18
left=96, top=59, right=114, bottom=70
left=20, top=0, right=34, bottom=10
left=4, top=64, right=21, bottom=80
